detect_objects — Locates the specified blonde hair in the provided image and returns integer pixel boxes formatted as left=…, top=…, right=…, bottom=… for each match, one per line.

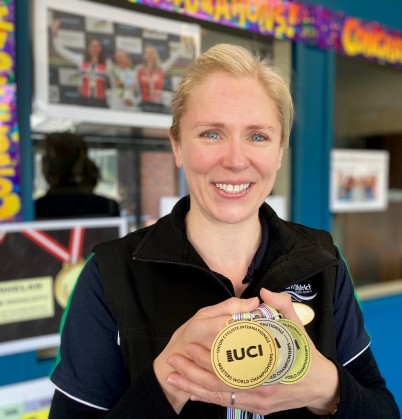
left=170, top=43, right=294, bottom=147
left=144, top=45, right=162, bottom=70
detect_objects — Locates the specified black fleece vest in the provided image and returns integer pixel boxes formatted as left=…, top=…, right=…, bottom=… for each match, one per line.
left=94, top=197, right=338, bottom=418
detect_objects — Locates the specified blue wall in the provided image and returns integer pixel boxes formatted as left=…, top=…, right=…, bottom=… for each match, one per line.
left=0, top=352, right=55, bottom=387
left=361, top=294, right=402, bottom=411
left=290, top=44, right=335, bottom=231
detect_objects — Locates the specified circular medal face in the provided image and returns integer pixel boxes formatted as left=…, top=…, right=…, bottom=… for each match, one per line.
left=54, top=259, right=85, bottom=308
left=255, top=319, right=296, bottom=384
left=278, top=318, right=311, bottom=384
left=293, top=302, right=315, bottom=326
left=211, top=320, right=277, bottom=389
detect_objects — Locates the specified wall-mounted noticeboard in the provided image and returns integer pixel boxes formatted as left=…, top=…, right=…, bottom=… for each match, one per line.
left=0, top=217, right=127, bottom=356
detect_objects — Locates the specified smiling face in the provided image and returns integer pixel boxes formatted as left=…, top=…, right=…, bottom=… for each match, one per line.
left=115, top=50, right=130, bottom=68
left=170, top=72, right=284, bottom=226
left=87, top=39, right=102, bottom=58
left=144, top=46, right=158, bottom=69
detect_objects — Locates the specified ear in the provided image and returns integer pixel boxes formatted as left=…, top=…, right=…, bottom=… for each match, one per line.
left=169, top=130, right=183, bottom=168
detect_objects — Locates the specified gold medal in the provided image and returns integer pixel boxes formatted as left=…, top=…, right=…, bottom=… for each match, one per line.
left=54, top=258, right=86, bottom=308
left=255, top=318, right=296, bottom=384
left=20, top=227, right=86, bottom=309
left=278, top=318, right=311, bottom=384
left=211, top=320, right=278, bottom=389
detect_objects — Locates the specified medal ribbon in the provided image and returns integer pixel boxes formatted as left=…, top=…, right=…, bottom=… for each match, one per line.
left=227, top=409, right=263, bottom=419
left=20, top=227, right=85, bottom=264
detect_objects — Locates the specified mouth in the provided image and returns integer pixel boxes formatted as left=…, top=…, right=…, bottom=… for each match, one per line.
left=215, top=183, right=251, bottom=194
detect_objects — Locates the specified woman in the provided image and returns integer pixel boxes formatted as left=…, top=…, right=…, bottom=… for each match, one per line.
left=136, top=45, right=165, bottom=103
left=136, top=44, right=184, bottom=107
left=35, top=133, right=120, bottom=219
left=49, top=44, right=399, bottom=418
left=51, top=19, right=109, bottom=107
left=107, top=49, right=138, bottom=110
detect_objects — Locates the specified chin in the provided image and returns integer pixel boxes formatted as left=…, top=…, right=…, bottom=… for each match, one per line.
left=212, top=209, right=256, bottom=225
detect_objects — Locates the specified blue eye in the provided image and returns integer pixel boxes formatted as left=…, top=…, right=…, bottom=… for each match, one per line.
left=202, top=131, right=219, bottom=139
left=250, top=133, right=266, bottom=142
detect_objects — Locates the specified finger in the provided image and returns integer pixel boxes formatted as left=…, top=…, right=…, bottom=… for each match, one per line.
left=167, top=363, right=231, bottom=409
left=167, top=353, right=278, bottom=414
left=192, top=388, right=271, bottom=415
left=167, top=354, right=233, bottom=396
left=191, top=390, right=245, bottom=409
left=197, top=296, right=260, bottom=319
left=185, top=343, right=214, bottom=373
left=260, top=288, right=302, bottom=325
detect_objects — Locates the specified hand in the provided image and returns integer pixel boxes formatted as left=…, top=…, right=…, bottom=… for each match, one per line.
left=153, top=297, right=260, bottom=414
left=178, top=36, right=195, bottom=59
left=164, top=289, right=340, bottom=416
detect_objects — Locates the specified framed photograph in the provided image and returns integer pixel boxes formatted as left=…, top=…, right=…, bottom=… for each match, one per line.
left=330, top=149, right=389, bottom=213
left=0, top=217, right=127, bottom=355
left=33, top=0, right=200, bottom=128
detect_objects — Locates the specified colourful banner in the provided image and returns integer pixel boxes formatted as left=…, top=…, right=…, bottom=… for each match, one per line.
left=127, top=0, right=402, bottom=67
left=0, top=0, right=21, bottom=222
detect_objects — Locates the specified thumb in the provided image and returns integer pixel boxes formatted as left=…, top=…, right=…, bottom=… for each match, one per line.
left=259, top=288, right=303, bottom=326
left=198, top=296, right=260, bottom=319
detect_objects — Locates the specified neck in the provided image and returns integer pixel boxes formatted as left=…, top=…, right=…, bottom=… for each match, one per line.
left=185, top=212, right=262, bottom=296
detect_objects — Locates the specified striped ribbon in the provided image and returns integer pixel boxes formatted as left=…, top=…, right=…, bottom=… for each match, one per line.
left=227, top=408, right=264, bottom=419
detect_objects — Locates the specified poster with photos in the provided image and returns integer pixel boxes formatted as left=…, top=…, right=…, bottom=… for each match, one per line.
left=330, top=149, right=389, bottom=213
left=33, top=0, right=200, bottom=128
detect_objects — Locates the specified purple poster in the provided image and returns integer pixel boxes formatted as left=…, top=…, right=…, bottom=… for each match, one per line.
left=0, top=0, right=22, bottom=222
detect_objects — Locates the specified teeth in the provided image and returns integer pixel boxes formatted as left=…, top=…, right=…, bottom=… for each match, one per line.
left=215, top=183, right=251, bottom=193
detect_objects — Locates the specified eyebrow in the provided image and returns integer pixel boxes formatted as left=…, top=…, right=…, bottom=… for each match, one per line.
left=193, top=122, right=276, bottom=132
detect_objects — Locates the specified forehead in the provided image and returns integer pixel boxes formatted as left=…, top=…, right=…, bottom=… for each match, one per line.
left=89, top=39, right=101, bottom=47
left=191, top=71, right=274, bottom=101
left=184, top=72, right=279, bottom=118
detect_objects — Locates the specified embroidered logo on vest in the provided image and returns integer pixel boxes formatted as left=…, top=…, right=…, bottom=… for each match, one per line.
left=283, top=283, right=316, bottom=325
left=283, top=283, right=317, bottom=302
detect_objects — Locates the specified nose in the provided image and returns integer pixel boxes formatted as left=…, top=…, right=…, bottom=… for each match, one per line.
left=221, top=139, right=250, bottom=172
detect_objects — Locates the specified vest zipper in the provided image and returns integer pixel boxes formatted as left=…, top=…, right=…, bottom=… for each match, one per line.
left=132, top=256, right=235, bottom=297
